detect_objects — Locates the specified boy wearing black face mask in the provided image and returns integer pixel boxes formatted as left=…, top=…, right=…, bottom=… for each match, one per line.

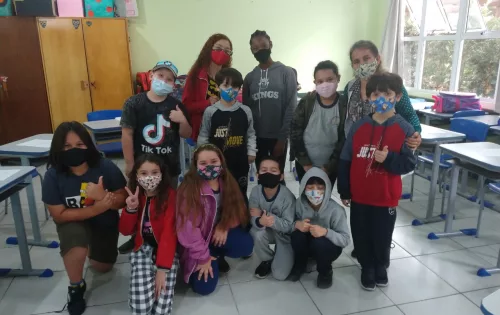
left=248, top=156, right=295, bottom=280
left=243, top=30, right=297, bottom=173
left=198, top=68, right=257, bottom=205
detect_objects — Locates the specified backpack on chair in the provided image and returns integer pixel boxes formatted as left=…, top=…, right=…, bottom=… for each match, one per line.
left=135, top=71, right=152, bottom=94
left=171, top=74, right=187, bottom=101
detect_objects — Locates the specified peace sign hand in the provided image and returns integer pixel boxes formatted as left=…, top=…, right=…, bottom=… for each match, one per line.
left=125, top=186, right=140, bottom=210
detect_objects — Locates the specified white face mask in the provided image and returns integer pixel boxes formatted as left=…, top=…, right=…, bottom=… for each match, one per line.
left=137, top=175, right=162, bottom=192
left=305, top=189, right=324, bottom=206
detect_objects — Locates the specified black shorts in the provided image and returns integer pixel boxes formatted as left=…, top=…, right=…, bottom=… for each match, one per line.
left=56, top=221, right=119, bottom=264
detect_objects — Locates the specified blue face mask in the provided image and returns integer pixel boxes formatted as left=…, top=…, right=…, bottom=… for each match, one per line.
left=151, top=78, right=174, bottom=96
left=370, top=96, right=396, bottom=113
left=220, top=87, right=238, bottom=102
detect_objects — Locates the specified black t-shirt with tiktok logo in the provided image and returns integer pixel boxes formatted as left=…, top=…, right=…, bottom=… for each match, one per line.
left=207, top=77, right=220, bottom=100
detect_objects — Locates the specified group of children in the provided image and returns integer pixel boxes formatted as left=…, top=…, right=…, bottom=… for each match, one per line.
left=41, top=32, right=417, bottom=315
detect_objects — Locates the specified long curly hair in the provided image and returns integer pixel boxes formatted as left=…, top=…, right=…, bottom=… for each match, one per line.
left=185, top=34, right=233, bottom=95
left=177, top=144, right=248, bottom=230
left=127, top=154, right=172, bottom=217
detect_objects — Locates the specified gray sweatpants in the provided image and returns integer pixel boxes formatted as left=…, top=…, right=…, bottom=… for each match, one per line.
left=250, top=227, right=294, bottom=281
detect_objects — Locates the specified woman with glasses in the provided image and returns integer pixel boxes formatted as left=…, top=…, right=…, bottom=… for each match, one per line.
left=182, top=33, right=233, bottom=141
left=290, top=60, right=346, bottom=186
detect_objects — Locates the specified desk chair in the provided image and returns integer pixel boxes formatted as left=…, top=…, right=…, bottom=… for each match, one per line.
left=87, top=110, right=123, bottom=156
left=452, top=110, right=486, bottom=118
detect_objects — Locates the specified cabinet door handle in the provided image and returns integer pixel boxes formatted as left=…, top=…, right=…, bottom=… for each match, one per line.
left=81, top=80, right=89, bottom=90
left=0, top=76, right=8, bottom=99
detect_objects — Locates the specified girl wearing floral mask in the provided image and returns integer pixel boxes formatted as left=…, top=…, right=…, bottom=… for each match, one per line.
left=183, top=34, right=233, bottom=141
left=176, top=144, right=253, bottom=296
left=344, top=40, right=421, bottom=149
left=119, top=153, right=178, bottom=315
left=290, top=60, right=346, bottom=186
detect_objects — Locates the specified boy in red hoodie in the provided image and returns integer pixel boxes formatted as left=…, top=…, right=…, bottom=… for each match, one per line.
left=337, top=72, right=416, bottom=291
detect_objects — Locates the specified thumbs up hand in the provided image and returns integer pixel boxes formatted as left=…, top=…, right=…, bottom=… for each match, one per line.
left=169, top=105, right=187, bottom=123
left=86, top=176, right=106, bottom=201
left=374, top=146, right=389, bottom=163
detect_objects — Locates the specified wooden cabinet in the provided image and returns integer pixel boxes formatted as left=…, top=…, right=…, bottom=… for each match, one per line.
left=0, top=17, right=52, bottom=145
left=37, top=18, right=132, bottom=129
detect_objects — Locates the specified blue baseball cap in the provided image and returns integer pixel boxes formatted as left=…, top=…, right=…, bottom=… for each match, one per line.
left=152, top=60, right=179, bottom=78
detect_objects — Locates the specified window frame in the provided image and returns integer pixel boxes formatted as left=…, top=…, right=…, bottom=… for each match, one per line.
left=401, top=0, right=500, bottom=111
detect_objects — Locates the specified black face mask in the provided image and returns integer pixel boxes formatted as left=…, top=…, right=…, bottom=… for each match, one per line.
left=259, top=172, right=281, bottom=188
left=60, top=148, right=88, bottom=168
left=253, top=49, right=271, bottom=64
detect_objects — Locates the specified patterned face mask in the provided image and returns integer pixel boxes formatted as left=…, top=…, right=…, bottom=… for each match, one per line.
left=220, top=87, right=238, bottom=102
left=353, top=60, right=378, bottom=79
left=137, top=175, right=162, bottom=192
left=305, top=189, right=324, bottom=206
left=370, top=96, right=396, bottom=113
left=197, top=165, right=223, bottom=180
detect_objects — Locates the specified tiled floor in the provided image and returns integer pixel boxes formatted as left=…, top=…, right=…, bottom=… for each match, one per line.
left=1, top=159, right=500, bottom=315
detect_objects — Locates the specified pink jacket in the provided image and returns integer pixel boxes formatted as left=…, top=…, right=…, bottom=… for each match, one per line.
left=176, top=179, right=239, bottom=283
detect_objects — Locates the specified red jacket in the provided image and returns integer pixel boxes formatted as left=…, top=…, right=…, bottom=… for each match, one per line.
left=119, top=188, right=177, bottom=269
left=182, top=68, right=210, bottom=140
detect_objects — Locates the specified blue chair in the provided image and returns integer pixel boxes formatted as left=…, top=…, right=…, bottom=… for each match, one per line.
left=452, top=110, right=485, bottom=118
left=87, top=110, right=122, bottom=121
left=410, top=119, right=489, bottom=205
left=87, top=110, right=123, bottom=156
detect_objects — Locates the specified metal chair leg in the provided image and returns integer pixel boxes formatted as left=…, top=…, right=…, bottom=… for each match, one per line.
left=36, top=172, right=49, bottom=220
left=4, top=200, right=7, bottom=215
left=476, top=175, right=485, bottom=237
left=410, top=170, right=416, bottom=202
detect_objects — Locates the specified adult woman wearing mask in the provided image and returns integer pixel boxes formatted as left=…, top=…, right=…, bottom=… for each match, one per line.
left=345, top=40, right=421, bottom=261
left=344, top=40, right=421, bottom=144
left=243, top=30, right=297, bottom=172
left=291, top=60, right=346, bottom=186
left=183, top=33, right=233, bottom=141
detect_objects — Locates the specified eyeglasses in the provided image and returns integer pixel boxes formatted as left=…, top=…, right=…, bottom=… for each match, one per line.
left=213, top=47, right=233, bottom=56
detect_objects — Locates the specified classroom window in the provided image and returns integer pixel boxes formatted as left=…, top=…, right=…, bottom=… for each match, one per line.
left=402, top=0, right=500, bottom=110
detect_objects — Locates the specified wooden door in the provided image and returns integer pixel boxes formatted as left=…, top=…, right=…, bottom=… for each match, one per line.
left=0, top=17, right=52, bottom=145
left=83, top=18, right=133, bottom=111
left=38, top=18, right=92, bottom=129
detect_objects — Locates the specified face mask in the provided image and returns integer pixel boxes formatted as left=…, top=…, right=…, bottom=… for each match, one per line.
left=316, top=82, right=338, bottom=98
left=60, top=148, right=88, bottom=168
left=197, top=165, right=223, bottom=180
left=353, top=60, right=378, bottom=79
left=259, top=172, right=281, bottom=189
left=370, top=96, right=396, bottom=113
left=151, top=78, right=174, bottom=96
left=137, top=175, right=162, bottom=192
left=211, top=50, right=231, bottom=65
left=305, top=189, right=324, bottom=206
left=253, top=49, right=271, bottom=64
left=220, top=87, right=238, bottom=102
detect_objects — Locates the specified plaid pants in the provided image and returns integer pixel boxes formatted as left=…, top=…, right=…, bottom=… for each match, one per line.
left=129, top=243, right=179, bottom=315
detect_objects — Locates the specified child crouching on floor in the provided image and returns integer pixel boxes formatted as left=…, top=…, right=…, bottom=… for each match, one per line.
left=289, top=167, right=350, bottom=288
left=249, top=156, right=295, bottom=280
left=119, top=154, right=178, bottom=315
left=338, top=72, right=417, bottom=291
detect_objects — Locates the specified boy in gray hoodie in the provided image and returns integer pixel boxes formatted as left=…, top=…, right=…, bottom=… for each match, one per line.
left=249, top=156, right=295, bottom=280
left=289, top=167, right=350, bottom=288
left=243, top=30, right=297, bottom=172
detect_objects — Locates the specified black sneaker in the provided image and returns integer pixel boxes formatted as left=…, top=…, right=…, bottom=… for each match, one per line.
left=118, top=237, right=135, bottom=255
left=67, top=280, right=86, bottom=315
left=218, top=256, right=230, bottom=273
left=351, top=249, right=357, bottom=258
left=317, top=270, right=333, bottom=289
left=361, top=269, right=376, bottom=291
left=254, top=260, right=272, bottom=279
left=287, top=268, right=304, bottom=282
left=375, top=266, right=389, bottom=287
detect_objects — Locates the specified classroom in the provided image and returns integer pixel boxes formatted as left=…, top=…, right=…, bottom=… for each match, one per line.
left=1, top=0, right=500, bottom=314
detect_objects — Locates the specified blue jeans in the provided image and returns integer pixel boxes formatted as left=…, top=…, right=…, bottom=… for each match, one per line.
left=189, top=227, right=253, bottom=296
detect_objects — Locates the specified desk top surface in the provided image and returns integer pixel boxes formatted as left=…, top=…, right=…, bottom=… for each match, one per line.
left=440, top=142, right=500, bottom=172
left=0, top=134, right=53, bottom=156
left=0, top=166, right=37, bottom=194
left=420, top=124, right=465, bottom=144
